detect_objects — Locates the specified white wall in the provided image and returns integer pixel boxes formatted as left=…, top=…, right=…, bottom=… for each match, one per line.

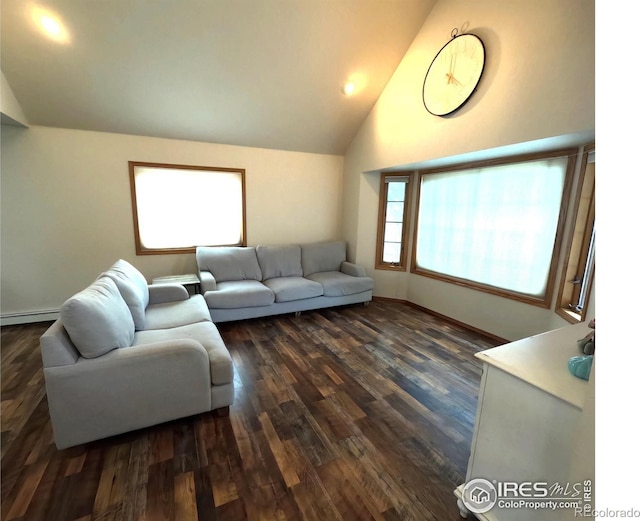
left=1, top=70, right=29, bottom=127
left=343, top=0, right=595, bottom=340
left=1, top=125, right=343, bottom=320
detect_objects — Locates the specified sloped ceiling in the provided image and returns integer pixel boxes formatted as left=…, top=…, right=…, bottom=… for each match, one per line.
left=1, top=0, right=436, bottom=155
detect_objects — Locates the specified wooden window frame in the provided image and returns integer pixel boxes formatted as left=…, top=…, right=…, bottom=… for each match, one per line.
left=375, top=172, right=413, bottom=271
left=555, top=144, right=595, bottom=323
left=410, top=149, right=578, bottom=308
left=129, top=161, right=246, bottom=255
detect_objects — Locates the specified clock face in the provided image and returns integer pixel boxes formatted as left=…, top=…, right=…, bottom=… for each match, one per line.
left=422, top=34, right=485, bottom=116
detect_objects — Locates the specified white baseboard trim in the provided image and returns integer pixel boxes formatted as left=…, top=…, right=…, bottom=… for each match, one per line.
left=1, top=309, right=60, bottom=326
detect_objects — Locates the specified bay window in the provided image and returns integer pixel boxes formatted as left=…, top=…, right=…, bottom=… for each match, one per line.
left=411, top=149, right=577, bottom=307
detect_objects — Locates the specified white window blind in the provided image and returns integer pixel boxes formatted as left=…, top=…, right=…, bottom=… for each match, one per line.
left=415, top=157, right=567, bottom=297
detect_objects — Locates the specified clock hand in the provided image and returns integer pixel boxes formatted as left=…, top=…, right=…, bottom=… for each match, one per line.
left=445, top=72, right=462, bottom=86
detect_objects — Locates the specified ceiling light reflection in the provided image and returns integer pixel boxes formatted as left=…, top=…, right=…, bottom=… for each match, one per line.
left=342, top=81, right=356, bottom=96
left=32, top=6, right=70, bottom=44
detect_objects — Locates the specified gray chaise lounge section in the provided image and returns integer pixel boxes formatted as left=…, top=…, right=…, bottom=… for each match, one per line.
left=196, top=240, right=374, bottom=322
left=40, top=259, right=234, bottom=449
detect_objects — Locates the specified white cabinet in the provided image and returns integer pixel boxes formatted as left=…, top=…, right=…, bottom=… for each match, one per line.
left=454, top=323, right=595, bottom=520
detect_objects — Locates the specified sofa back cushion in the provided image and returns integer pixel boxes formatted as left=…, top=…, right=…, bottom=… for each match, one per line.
left=102, top=259, right=149, bottom=330
left=256, top=245, right=303, bottom=280
left=301, top=240, right=347, bottom=276
left=196, top=246, right=262, bottom=282
left=60, top=277, right=135, bottom=359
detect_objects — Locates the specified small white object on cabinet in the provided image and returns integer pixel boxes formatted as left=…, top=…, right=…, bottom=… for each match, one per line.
left=454, top=322, right=595, bottom=520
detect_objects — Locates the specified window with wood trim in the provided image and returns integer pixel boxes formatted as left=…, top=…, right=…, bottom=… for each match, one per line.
left=411, top=149, right=577, bottom=307
left=556, top=145, right=595, bottom=322
left=376, top=172, right=412, bottom=270
left=129, top=161, right=246, bottom=255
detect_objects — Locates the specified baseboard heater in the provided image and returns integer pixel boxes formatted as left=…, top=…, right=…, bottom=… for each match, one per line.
left=1, top=309, right=60, bottom=326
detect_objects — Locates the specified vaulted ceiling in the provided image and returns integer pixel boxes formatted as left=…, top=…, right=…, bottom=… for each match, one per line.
left=1, top=0, right=436, bottom=155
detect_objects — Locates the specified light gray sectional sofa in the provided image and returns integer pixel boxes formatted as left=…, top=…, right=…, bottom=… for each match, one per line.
left=40, top=259, right=234, bottom=449
left=196, top=240, right=374, bottom=322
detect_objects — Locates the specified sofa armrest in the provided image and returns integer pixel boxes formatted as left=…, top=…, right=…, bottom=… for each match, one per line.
left=199, top=270, right=217, bottom=292
left=43, top=339, right=212, bottom=449
left=148, top=283, right=189, bottom=304
left=341, top=261, right=367, bottom=278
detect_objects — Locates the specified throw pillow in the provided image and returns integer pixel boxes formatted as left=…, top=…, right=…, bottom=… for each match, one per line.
left=61, top=277, right=135, bottom=358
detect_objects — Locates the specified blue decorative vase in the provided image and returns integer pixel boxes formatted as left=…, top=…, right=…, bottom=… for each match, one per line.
left=568, top=355, right=593, bottom=380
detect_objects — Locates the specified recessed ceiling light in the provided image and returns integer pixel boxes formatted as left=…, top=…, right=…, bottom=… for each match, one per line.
left=341, top=81, right=356, bottom=96
left=41, top=16, right=62, bottom=36
left=32, top=6, right=70, bottom=43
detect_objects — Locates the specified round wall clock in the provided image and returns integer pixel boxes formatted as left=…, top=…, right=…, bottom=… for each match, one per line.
left=422, top=30, right=486, bottom=116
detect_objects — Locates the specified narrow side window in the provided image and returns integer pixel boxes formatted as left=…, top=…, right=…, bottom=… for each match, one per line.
left=555, top=145, right=595, bottom=322
left=376, top=173, right=412, bottom=270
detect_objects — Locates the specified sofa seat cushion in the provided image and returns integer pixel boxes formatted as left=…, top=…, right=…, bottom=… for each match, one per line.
left=263, top=276, right=323, bottom=303
left=145, top=294, right=211, bottom=330
left=306, top=271, right=374, bottom=297
left=204, top=280, right=275, bottom=309
left=61, top=277, right=135, bottom=359
left=256, top=245, right=303, bottom=280
left=133, top=322, right=233, bottom=385
left=102, top=259, right=150, bottom=330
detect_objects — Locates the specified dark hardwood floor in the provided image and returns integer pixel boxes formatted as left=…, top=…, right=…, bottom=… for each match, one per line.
left=1, top=300, right=499, bottom=521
